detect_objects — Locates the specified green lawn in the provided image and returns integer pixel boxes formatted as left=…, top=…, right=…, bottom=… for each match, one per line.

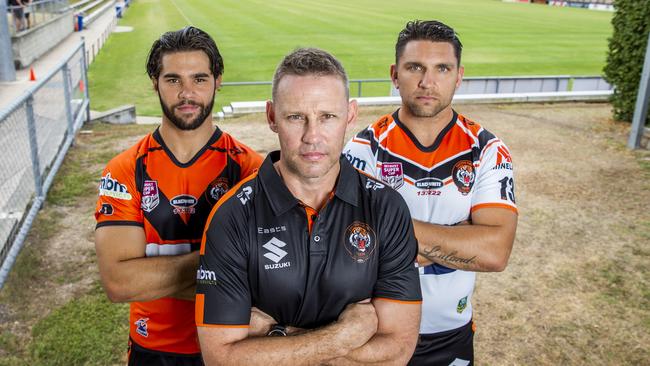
left=89, top=0, right=613, bottom=115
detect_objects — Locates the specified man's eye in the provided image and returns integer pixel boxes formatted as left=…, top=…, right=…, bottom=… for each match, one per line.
left=196, top=78, right=207, bottom=83
left=439, top=65, right=449, bottom=72
left=323, top=114, right=336, bottom=119
left=408, top=65, right=423, bottom=72
left=287, top=115, right=303, bottom=120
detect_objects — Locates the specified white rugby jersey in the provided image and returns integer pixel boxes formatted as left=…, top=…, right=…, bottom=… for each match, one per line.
left=344, top=109, right=517, bottom=334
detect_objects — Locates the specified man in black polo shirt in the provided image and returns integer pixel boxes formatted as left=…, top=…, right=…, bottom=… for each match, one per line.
left=196, top=48, right=422, bottom=365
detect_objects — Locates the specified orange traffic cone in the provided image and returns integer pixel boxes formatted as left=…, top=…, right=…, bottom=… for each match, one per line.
left=29, top=67, right=36, bottom=81
left=79, top=79, right=84, bottom=92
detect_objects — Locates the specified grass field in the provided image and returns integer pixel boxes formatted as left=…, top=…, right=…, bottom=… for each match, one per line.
left=88, top=0, right=613, bottom=115
left=0, top=103, right=648, bottom=365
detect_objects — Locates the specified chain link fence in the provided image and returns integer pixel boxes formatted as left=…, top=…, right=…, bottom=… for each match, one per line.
left=0, top=40, right=89, bottom=289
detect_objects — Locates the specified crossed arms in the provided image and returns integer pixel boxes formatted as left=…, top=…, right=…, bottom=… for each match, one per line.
left=198, top=298, right=420, bottom=366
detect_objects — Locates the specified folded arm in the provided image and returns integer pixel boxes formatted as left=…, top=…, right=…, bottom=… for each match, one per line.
left=413, top=207, right=518, bottom=272
left=198, top=302, right=378, bottom=366
left=95, top=225, right=198, bottom=302
left=331, top=298, right=421, bottom=365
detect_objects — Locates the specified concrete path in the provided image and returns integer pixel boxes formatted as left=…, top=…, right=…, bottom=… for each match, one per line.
left=0, top=7, right=117, bottom=111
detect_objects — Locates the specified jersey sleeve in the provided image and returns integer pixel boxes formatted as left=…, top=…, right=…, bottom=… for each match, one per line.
left=471, top=140, right=518, bottom=214
left=94, top=155, right=143, bottom=228
left=373, top=190, right=422, bottom=302
left=233, top=143, right=263, bottom=180
left=343, top=128, right=378, bottom=177
left=196, top=187, right=252, bottom=327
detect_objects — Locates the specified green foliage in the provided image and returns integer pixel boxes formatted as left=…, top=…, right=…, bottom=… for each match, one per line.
left=604, top=0, right=650, bottom=123
left=29, top=289, right=129, bottom=366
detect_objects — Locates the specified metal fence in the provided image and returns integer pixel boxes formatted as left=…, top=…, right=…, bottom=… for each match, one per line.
left=0, top=40, right=89, bottom=289
left=7, top=0, right=69, bottom=35
left=221, top=75, right=611, bottom=100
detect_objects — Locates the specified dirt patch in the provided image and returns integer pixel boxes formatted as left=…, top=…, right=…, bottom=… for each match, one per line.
left=1, top=102, right=648, bottom=365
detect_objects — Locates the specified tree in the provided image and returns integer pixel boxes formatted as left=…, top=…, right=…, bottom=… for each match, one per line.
left=603, top=0, right=650, bottom=123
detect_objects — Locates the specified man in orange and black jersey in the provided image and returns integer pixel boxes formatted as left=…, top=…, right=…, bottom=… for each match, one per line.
left=196, top=48, right=422, bottom=365
left=344, top=21, right=518, bottom=365
left=94, top=27, right=262, bottom=366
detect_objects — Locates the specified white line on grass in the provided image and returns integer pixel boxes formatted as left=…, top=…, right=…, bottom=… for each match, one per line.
left=169, top=0, right=192, bottom=25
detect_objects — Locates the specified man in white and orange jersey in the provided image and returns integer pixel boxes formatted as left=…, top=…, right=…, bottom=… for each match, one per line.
left=344, top=20, right=518, bottom=366
left=94, top=27, right=262, bottom=365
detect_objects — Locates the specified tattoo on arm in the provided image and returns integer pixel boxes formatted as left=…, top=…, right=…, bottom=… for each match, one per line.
left=420, top=246, right=476, bottom=266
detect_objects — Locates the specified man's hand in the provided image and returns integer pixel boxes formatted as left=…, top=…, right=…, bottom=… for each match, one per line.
left=333, top=300, right=378, bottom=349
left=248, top=307, right=276, bottom=337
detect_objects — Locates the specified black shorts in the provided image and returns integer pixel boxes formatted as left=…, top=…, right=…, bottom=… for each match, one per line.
left=128, top=338, right=204, bottom=366
left=11, top=8, right=24, bottom=18
left=408, top=320, right=475, bottom=366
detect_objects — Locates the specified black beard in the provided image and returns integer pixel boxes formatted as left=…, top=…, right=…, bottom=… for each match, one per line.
left=159, top=92, right=215, bottom=131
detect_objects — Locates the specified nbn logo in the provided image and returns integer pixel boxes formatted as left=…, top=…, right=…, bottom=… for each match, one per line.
left=343, top=150, right=367, bottom=171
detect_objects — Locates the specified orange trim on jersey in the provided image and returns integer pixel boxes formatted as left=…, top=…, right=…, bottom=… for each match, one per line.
left=471, top=203, right=518, bottom=214
left=304, top=205, right=317, bottom=235
left=195, top=294, right=250, bottom=328
left=373, top=297, right=423, bottom=304
left=200, top=171, right=259, bottom=255
left=299, top=191, right=335, bottom=235
left=352, top=137, right=371, bottom=145
left=481, top=139, right=501, bottom=159
left=403, top=176, right=415, bottom=186
left=197, top=323, right=250, bottom=329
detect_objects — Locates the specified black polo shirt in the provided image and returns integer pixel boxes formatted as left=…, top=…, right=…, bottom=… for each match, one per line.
left=196, top=151, right=421, bottom=329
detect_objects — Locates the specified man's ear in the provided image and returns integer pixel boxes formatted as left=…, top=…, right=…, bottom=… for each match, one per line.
left=152, top=78, right=159, bottom=92
left=266, top=100, right=278, bottom=133
left=390, top=64, right=398, bottom=89
left=215, top=74, right=223, bottom=90
left=456, top=65, right=464, bottom=89
left=346, top=99, right=358, bottom=133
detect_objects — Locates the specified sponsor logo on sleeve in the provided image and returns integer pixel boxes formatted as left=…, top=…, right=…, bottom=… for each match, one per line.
left=237, top=186, right=253, bottom=205
left=343, top=150, right=367, bottom=171
left=141, top=180, right=159, bottom=212
left=365, top=179, right=385, bottom=191
left=493, top=146, right=513, bottom=170
left=263, top=237, right=291, bottom=270
left=196, top=265, right=218, bottom=286
left=206, top=177, right=230, bottom=204
left=99, top=173, right=132, bottom=200
left=134, top=318, right=149, bottom=337
left=380, top=162, right=404, bottom=189
left=452, top=161, right=475, bottom=195
left=344, top=222, right=376, bottom=263
left=98, top=203, right=113, bottom=215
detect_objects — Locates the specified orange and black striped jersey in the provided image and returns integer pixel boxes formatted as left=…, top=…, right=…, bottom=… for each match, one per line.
left=344, top=110, right=517, bottom=334
left=95, top=127, right=262, bottom=355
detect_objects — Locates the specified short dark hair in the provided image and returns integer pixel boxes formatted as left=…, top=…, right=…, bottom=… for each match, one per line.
left=395, top=20, right=463, bottom=66
left=146, top=26, right=223, bottom=80
left=272, top=47, right=348, bottom=100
